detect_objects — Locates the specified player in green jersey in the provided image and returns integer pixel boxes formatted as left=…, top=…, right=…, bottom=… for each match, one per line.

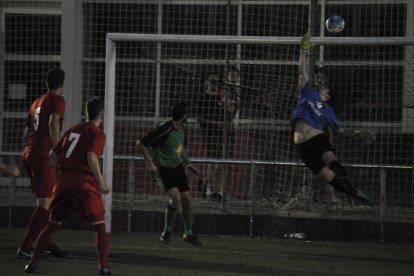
left=137, top=102, right=202, bottom=246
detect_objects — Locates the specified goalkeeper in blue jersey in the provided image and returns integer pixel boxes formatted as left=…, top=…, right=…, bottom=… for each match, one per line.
left=137, top=102, right=202, bottom=246
left=290, top=33, right=375, bottom=206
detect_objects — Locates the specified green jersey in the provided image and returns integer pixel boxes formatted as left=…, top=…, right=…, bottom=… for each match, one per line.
left=140, top=120, right=186, bottom=168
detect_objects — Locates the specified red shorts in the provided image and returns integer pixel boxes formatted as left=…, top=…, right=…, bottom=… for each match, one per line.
left=50, top=173, right=105, bottom=222
left=23, top=149, right=56, bottom=198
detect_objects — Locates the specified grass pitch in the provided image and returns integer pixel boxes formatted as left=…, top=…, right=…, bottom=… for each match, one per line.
left=1, top=227, right=413, bottom=275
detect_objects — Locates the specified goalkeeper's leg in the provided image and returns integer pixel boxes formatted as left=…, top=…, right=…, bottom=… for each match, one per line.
left=319, top=161, right=373, bottom=206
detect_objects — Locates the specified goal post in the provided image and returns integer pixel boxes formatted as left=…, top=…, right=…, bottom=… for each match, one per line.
left=103, top=33, right=414, bottom=233
left=103, top=36, right=116, bottom=233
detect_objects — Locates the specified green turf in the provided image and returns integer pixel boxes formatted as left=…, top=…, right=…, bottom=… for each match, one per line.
left=1, top=227, right=413, bottom=275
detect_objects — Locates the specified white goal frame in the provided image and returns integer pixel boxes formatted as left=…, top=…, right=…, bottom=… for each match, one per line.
left=103, top=33, right=414, bottom=233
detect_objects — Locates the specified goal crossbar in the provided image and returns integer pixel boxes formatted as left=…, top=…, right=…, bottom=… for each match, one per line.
left=107, top=33, right=414, bottom=45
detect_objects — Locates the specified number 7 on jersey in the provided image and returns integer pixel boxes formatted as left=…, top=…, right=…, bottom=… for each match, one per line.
left=66, top=133, right=81, bottom=158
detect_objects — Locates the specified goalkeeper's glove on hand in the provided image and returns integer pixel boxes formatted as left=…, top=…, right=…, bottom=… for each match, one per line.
left=356, top=130, right=376, bottom=144
left=301, top=32, right=314, bottom=50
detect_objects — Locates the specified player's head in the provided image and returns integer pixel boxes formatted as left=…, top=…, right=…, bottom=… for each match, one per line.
left=86, top=97, right=105, bottom=122
left=227, top=65, right=240, bottom=83
left=171, top=102, right=188, bottom=121
left=318, top=85, right=331, bottom=103
left=314, top=68, right=331, bottom=103
left=46, top=68, right=65, bottom=90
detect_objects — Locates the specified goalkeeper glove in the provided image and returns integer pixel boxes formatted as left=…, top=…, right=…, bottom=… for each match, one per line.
left=301, top=32, right=314, bottom=51
left=355, top=130, right=376, bottom=144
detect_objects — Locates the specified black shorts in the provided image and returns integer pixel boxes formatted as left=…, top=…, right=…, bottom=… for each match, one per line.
left=156, top=165, right=189, bottom=193
left=296, top=134, right=334, bottom=174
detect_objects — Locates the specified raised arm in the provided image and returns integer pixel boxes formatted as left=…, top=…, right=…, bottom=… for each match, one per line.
left=299, top=32, right=314, bottom=89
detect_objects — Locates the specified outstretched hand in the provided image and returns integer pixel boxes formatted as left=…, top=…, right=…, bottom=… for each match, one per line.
left=357, top=130, right=376, bottom=144
left=301, top=32, right=314, bottom=50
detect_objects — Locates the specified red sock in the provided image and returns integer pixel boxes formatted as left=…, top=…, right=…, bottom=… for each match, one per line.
left=46, top=225, right=58, bottom=249
left=28, top=221, right=59, bottom=267
left=21, top=207, right=49, bottom=250
left=93, top=223, right=109, bottom=268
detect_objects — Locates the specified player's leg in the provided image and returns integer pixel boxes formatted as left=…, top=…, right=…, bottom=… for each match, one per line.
left=25, top=190, right=70, bottom=273
left=91, top=220, right=111, bottom=275
left=178, top=166, right=202, bottom=246
left=39, top=165, right=70, bottom=257
left=180, top=191, right=194, bottom=236
left=18, top=196, right=51, bottom=258
left=25, top=219, right=62, bottom=273
left=78, top=183, right=111, bottom=275
left=18, top=158, right=52, bottom=258
left=160, top=187, right=180, bottom=243
left=321, top=151, right=354, bottom=194
left=325, top=184, right=339, bottom=204
left=180, top=191, right=201, bottom=246
left=298, top=134, right=372, bottom=206
left=157, top=166, right=180, bottom=243
left=320, top=151, right=372, bottom=205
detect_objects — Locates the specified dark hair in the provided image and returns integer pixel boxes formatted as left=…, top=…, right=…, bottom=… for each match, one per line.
left=46, top=68, right=65, bottom=90
left=86, top=97, right=104, bottom=120
left=171, top=102, right=187, bottom=120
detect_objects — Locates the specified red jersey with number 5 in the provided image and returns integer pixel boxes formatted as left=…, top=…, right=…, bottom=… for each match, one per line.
left=25, top=92, right=65, bottom=153
left=53, top=122, right=106, bottom=175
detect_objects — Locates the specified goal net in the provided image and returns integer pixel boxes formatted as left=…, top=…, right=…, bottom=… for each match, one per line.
left=103, top=31, right=414, bottom=231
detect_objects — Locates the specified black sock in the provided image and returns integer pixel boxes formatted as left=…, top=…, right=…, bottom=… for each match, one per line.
left=329, top=160, right=347, bottom=177
left=328, top=176, right=357, bottom=196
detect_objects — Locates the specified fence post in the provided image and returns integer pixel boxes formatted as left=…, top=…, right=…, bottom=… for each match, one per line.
left=380, top=167, right=386, bottom=243
left=127, top=159, right=136, bottom=233
left=249, top=163, right=257, bottom=237
left=8, top=155, right=16, bottom=228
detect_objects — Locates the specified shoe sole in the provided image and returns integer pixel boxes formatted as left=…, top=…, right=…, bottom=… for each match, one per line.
left=17, top=250, right=33, bottom=259
left=160, top=238, right=170, bottom=244
left=183, top=238, right=202, bottom=246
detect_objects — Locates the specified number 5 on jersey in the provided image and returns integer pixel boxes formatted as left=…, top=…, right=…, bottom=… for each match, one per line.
left=66, top=133, right=81, bottom=158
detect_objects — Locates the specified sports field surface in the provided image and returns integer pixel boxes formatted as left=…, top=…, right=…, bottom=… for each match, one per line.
left=1, top=227, right=413, bottom=276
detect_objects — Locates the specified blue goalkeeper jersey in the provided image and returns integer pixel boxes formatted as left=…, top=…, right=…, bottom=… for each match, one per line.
left=290, top=82, right=342, bottom=131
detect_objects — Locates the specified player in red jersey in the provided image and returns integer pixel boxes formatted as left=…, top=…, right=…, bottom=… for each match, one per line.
left=25, top=97, right=111, bottom=275
left=18, top=68, right=69, bottom=258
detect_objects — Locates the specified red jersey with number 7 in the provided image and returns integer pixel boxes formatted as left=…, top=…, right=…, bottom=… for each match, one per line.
left=25, top=92, right=65, bottom=153
left=53, top=122, right=106, bottom=175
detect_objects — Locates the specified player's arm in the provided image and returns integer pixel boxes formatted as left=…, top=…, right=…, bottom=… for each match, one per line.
left=22, top=127, right=32, bottom=146
left=49, top=113, right=61, bottom=146
left=337, top=128, right=376, bottom=144
left=136, top=141, right=157, bottom=173
left=205, top=75, right=223, bottom=97
left=23, top=110, right=34, bottom=146
left=299, top=32, right=314, bottom=89
left=49, top=150, right=59, bottom=167
left=136, top=124, right=171, bottom=173
left=0, top=161, right=20, bottom=177
left=181, top=149, right=199, bottom=176
left=87, top=151, right=110, bottom=194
